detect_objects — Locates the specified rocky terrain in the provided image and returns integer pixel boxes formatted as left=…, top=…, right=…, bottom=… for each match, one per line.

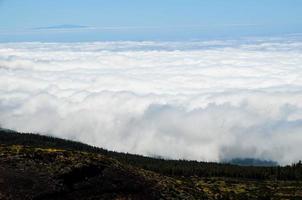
left=0, top=129, right=301, bottom=199
left=0, top=144, right=205, bottom=200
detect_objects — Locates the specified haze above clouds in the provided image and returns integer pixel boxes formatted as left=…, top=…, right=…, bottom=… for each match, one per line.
left=1, top=38, right=302, bottom=164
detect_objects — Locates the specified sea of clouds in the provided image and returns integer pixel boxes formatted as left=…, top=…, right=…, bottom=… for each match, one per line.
left=1, top=37, right=302, bottom=164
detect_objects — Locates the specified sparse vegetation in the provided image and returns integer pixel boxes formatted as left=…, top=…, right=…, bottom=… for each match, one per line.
left=1, top=129, right=301, bottom=181
left=0, top=129, right=302, bottom=199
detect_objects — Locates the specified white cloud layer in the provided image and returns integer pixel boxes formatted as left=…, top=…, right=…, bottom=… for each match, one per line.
left=1, top=38, right=302, bottom=164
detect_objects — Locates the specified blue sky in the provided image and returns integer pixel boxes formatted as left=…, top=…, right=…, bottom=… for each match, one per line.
left=1, top=0, right=302, bottom=41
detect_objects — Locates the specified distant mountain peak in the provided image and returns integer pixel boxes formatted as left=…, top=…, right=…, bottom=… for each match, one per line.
left=225, top=158, right=278, bottom=166
left=34, top=24, right=91, bottom=30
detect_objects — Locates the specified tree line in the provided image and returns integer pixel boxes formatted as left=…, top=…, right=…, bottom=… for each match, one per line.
left=0, top=129, right=301, bottom=180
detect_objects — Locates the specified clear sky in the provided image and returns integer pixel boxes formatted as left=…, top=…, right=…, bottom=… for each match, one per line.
left=1, top=0, right=302, bottom=41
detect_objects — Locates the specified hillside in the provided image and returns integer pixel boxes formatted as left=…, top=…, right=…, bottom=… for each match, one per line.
left=0, top=129, right=302, bottom=199
left=1, top=129, right=301, bottom=180
left=0, top=144, right=204, bottom=200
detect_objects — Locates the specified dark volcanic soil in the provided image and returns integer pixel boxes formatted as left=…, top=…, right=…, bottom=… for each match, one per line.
left=0, top=145, right=204, bottom=200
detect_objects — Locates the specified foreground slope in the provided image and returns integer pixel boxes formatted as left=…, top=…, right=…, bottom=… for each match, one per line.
left=1, top=129, right=302, bottom=180
left=0, top=144, right=204, bottom=200
left=0, top=129, right=302, bottom=199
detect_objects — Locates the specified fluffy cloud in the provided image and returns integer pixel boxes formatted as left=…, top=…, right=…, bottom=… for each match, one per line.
left=1, top=38, right=302, bottom=164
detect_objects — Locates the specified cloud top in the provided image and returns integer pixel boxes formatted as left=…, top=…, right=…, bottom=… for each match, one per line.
left=1, top=38, right=302, bottom=164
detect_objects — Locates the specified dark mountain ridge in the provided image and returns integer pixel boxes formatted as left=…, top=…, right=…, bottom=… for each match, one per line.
left=1, top=129, right=302, bottom=199
left=0, top=129, right=300, bottom=181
